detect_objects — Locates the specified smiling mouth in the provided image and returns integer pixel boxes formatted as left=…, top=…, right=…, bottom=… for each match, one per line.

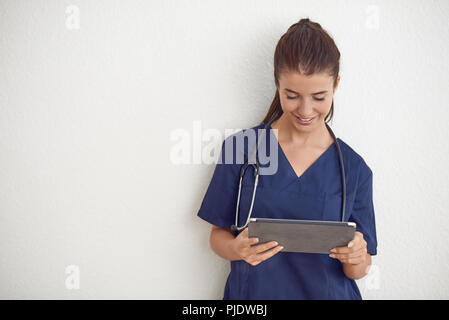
left=293, top=114, right=317, bottom=121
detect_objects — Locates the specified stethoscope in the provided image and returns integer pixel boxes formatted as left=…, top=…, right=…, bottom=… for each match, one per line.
left=230, top=112, right=346, bottom=231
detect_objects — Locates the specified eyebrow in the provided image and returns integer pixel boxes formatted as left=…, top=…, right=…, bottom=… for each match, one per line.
left=284, top=88, right=328, bottom=95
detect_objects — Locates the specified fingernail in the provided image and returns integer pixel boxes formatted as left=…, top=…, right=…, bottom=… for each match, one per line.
left=330, top=249, right=336, bottom=253
left=348, top=242, right=354, bottom=248
left=329, top=254, right=335, bottom=258
left=279, top=246, right=284, bottom=250
left=273, top=241, right=278, bottom=246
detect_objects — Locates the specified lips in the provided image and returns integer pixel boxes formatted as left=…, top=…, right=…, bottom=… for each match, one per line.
left=294, top=114, right=317, bottom=121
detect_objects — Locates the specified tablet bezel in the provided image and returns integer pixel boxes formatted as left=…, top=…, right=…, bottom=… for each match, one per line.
left=249, top=217, right=356, bottom=227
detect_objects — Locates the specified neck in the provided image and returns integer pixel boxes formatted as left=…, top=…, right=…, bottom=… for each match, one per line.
left=272, top=113, right=330, bottom=148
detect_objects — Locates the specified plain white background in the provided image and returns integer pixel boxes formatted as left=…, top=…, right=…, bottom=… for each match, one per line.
left=1, top=0, right=448, bottom=299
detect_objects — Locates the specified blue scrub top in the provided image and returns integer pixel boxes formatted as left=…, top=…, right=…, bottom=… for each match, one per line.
left=197, top=122, right=377, bottom=300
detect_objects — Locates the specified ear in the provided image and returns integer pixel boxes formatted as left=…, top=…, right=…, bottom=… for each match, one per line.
left=333, top=75, right=341, bottom=93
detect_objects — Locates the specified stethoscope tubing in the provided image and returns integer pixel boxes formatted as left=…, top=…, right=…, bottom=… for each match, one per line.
left=231, top=112, right=346, bottom=231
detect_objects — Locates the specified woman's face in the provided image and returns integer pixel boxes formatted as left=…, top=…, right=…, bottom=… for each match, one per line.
left=277, top=69, right=340, bottom=131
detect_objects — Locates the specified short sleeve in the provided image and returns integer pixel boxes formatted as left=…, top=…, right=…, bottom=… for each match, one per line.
left=196, top=137, right=242, bottom=229
left=349, top=162, right=378, bottom=256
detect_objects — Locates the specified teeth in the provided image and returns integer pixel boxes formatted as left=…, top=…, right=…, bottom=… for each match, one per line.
left=298, top=116, right=313, bottom=121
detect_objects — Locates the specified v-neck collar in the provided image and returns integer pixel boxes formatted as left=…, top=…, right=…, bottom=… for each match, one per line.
left=267, top=122, right=338, bottom=192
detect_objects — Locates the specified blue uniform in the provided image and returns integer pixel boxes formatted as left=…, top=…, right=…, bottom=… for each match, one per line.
left=197, top=122, right=377, bottom=300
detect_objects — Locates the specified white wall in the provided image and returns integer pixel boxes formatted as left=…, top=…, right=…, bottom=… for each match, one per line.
left=1, top=0, right=448, bottom=299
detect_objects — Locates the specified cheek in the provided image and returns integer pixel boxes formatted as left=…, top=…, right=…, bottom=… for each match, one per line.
left=280, top=98, right=299, bottom=112
left=317, top=100, right=332, bottom=116
left=280, top=97, right=333, bottom=115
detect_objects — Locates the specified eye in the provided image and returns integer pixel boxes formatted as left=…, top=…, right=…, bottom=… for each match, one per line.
left=287, top=95, right=325, bottom=101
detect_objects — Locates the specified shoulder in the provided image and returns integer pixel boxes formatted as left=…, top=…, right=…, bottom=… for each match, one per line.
left=336, top=137, right=373, bottom=183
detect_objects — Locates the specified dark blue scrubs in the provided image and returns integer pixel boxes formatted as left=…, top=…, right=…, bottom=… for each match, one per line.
left=197, top=122, right=377, bottom=300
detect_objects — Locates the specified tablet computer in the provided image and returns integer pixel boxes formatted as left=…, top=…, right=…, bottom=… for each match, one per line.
left=247, top=217, right=356, bottom=254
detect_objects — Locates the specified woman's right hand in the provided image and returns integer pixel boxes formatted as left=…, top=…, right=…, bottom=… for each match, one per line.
left=231, top=227, right=284, bottom=266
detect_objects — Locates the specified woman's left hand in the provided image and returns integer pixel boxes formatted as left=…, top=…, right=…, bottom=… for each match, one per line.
left=329, top=231, right=368, bottom=265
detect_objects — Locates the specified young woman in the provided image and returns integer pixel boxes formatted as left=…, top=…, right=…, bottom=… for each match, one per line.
left=197, top=18, right=377, bottom=300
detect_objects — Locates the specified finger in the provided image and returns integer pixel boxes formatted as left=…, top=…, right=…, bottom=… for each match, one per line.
left=336, top=245, right=366, bottom=257
left=350, top=232, right=366, bottom=247
left=346, top=241, right=364, bottom=251
left=337, top=230, right=359, bottom=248
left=245, top=237, right=259, bottom=245
left=345, top=240, right=364, bottom=252
left=339, top=253, right=367, bottom=265
left=256, top=245, right=284, bottom=262
left=331, top=250, right=364, bottom=261
left=329, top=245, right=352, bottom=254
left=330, top=249, right=365, bottom=262
left=251, top=241, right=279, bottom=254
left=240, top=240, right=271, bottom=257
left=331, top=239, right=365, bottom=254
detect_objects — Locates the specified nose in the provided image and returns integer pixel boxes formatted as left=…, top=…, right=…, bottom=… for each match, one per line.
left=295, top=104, right=315, bottom=118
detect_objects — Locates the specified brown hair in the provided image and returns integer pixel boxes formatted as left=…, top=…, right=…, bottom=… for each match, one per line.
left=262, top=18, right=341, bottom=125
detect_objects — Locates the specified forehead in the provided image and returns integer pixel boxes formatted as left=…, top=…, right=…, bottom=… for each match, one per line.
left=278, top=70, right=333, bottom=92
